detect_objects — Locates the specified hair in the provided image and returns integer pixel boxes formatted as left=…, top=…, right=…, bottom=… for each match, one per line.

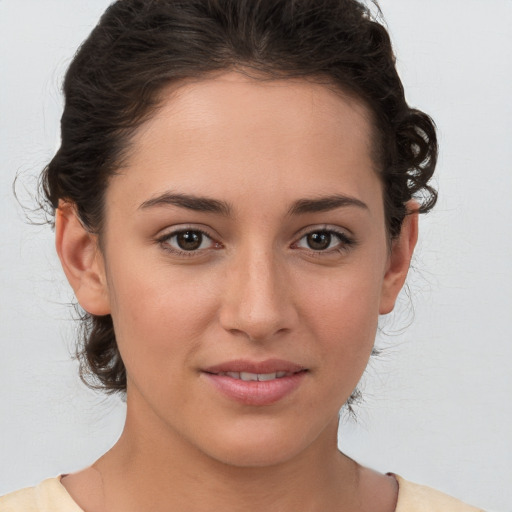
left=40, top=0, right=437, bottom=394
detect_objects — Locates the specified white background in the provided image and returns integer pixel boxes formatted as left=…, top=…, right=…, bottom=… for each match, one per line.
left=1, top=1, right=511, bottom=510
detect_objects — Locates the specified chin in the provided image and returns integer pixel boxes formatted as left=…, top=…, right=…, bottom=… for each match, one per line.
left=194, top=418, right=329, bottom=469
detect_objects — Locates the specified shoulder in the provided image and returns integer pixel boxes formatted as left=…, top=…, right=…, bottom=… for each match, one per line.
left=0, top=477, right=84, bottom=512
left=394, top=475, right=485, bottom=512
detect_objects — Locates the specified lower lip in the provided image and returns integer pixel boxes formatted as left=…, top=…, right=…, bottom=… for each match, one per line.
left=202, top=371, right=307, bottom=406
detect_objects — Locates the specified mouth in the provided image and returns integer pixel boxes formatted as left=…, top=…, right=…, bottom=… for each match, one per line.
left=210, top=370, right=299, bottom=381
left=203, top=358, right=306, bottom=375
left=201, top=359, right=308, bottom=406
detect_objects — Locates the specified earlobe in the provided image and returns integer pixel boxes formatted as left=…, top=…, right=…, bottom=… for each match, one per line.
left=379, top=207, right=419, bottom=315
left=55, top=201, right=111, bottom=316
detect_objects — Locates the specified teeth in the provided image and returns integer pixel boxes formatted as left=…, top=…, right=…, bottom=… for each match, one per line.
left=240, top=372, right=259, bottom=381
left=219, top=372, right=290, bottom=381
left=257, top=372, right=278, bottom=381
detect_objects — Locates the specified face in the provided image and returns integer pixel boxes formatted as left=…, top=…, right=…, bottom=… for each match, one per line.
left=80, top=72, right=410, bottom=467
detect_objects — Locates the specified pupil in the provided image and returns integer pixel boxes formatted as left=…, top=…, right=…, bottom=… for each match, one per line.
left=177, top=231, right=202, bottom=251
left=307, top=232, right=331, bottom=250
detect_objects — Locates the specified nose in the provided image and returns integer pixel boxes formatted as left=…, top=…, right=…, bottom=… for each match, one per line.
left=219, top=246, right=298, bottom=342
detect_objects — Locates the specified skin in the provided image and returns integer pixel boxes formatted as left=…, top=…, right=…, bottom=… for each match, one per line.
left=56, top=72, right=417, bottom=512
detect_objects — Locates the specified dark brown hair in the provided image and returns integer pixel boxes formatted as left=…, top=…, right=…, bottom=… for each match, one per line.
left=41, top=0, right=437, bottom=394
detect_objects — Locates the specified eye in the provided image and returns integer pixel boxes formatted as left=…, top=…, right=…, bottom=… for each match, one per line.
left=159, top=229, right=218, bottom=254
left=295, top=229, right=353, bottom=252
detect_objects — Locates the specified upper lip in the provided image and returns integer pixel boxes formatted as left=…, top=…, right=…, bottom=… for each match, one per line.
left=202, top=359, right=306, bottom=375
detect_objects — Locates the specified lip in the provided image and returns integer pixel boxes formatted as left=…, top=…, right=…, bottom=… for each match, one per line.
left=203, top=358, right=306, bottom=375
left=201, top=359, right=308, bottom=406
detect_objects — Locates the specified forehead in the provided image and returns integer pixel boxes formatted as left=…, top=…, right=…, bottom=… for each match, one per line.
left=154, top=71, right=371, bottom=131
left=113, top=71, right=380, bottom=212
left=138, top=72, right=374, bottom=158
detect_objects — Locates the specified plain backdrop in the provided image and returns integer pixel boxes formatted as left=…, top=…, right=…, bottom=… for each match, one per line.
left=1, top=1, right=511, bottom=510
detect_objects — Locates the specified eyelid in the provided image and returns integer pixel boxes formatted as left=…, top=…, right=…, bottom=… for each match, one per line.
left=293, top=224, right=353, bottom=241
left=292, top=225, right=356, bottom=252
left=156, top=223, right=219, bottom=240
left=155, top=224, right=222, bottom=255
left=154, top=223, right=355, bottom=257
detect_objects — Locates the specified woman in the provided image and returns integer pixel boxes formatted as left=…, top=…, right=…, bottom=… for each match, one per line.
left=0, top=0, right=485, bottom=510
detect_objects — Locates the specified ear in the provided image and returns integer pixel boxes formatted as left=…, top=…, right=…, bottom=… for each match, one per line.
left=55, top=201, right=111, bottom=316
left=379, top=205, right=419, bottom=315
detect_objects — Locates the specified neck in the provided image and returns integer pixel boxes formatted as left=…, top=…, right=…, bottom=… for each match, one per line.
left=94, top=399, right=359, bottom=512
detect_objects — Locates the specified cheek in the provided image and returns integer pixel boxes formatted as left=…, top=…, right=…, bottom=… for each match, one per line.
left=106, top=258, right=221, bottom=373
left=298, top=265, right=384, bottom=387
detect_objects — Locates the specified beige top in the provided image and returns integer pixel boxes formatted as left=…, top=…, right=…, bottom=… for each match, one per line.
left=0, top=475, right=484, bottom=511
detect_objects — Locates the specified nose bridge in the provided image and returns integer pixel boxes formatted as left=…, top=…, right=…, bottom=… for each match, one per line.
left=220, top=241, right=294, bottom=341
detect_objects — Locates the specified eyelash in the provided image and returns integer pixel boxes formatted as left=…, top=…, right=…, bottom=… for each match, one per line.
left=156, top=228, right=221, bottom=257
left=293, top=228, right=355, bottom=255
left=156, top=227, right=355, bottom=257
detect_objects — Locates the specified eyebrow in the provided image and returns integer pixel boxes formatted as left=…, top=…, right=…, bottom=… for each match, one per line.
left=288, top=194, right=369, bottom=215
left=139, top=192, right=233, bottom=216
left=139, top=192, right=368, bottom=217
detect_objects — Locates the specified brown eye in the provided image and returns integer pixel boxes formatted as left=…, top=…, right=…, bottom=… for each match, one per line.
left=306, top=232, right=332, bottom=251
left=161, top=229, right=216, bottom=253
left=295, top=229, right=353, bottom=253
left=176, top=231, right=203, bottom=251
